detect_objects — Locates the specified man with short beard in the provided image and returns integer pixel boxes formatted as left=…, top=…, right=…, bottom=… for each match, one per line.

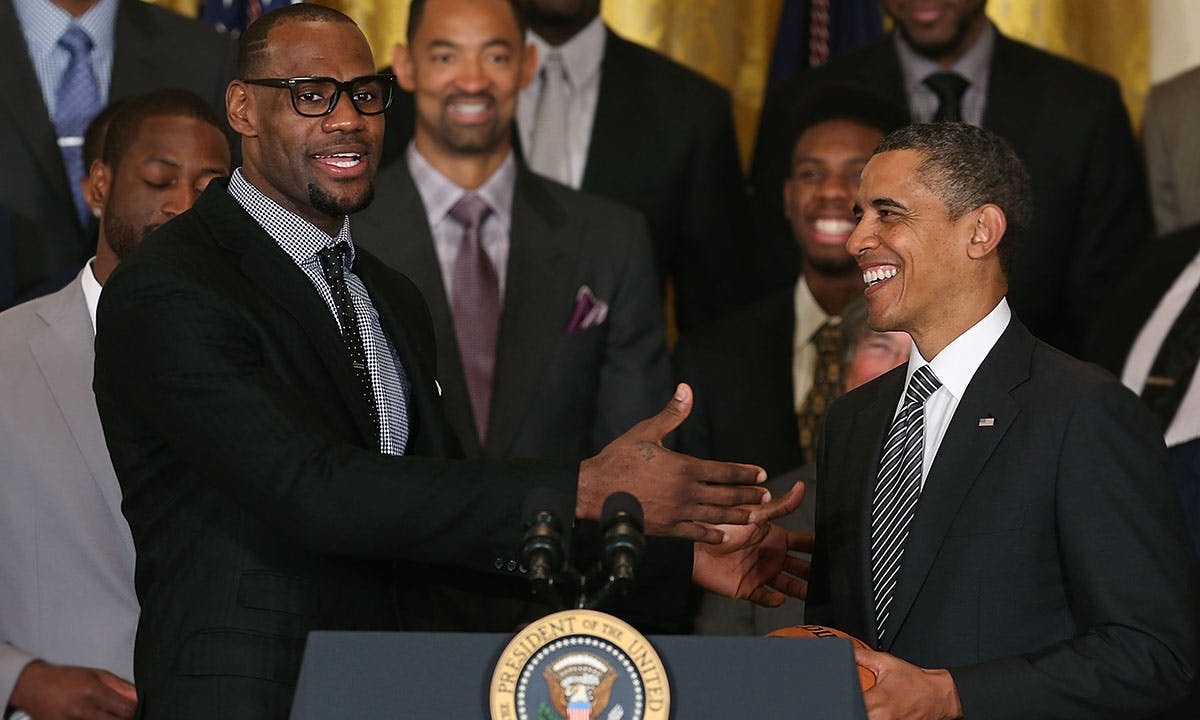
left=750, top=0, right=1149, bottom=357
left=92, top=5, right=807, bottom=716
left=0, top=88, right=229, bottom=720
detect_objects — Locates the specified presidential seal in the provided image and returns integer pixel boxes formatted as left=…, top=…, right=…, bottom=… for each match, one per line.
left=490, top=609, right=669, bottom=720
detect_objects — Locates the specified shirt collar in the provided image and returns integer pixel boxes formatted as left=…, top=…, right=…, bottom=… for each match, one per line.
left=13, top=0, right=119, bottom=66
left=527, top=13, right=607, bottom=89
left=226, top=168, right=354, bottom=266
left=81, top=256, right=102, bottom=334
left=905, top=297, right=1011, bottom=401
left=793, top=274, right=836, bottom=346
left=894, top=20, right=995, bottom=95
left=405, top=142, right=517, bottom=228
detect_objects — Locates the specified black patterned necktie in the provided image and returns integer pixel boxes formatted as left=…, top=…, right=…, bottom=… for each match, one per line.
left=1141, top=283, right=1200, bottom=431
left=448, top=193, right=498, bottom=445
left=924, top=71, right=970, bottom=122
left=317, top=242, right=380, bottom=447
left=797, top=320, right=842, bottom=465
left=871, top=365, right=941, bottom=643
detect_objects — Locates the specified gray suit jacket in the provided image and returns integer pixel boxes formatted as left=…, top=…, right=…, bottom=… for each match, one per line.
left=0, top=269, right=138, bottom=705
left=1143, top=66, right=1200, bottom=236
left=0, top=0, right=234, bottom=308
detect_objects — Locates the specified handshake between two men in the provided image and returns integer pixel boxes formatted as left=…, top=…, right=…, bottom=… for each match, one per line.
left=577, top=382, right=811, bottom=608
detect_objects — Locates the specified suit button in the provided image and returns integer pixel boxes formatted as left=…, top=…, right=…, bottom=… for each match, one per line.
left=506, top=560, right=518, bottom=572
left=494, top=558, right=504, bottom=570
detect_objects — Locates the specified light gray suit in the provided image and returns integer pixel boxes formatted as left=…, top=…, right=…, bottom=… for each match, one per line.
left=1143, top=65, right=1200, bottom=236
left=0, top=267, right=138, bottom=705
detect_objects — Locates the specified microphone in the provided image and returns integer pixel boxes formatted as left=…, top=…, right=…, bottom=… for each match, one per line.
left=601, top=492, right=645, bottom=587
left=520, top=487, right=570, bottom=593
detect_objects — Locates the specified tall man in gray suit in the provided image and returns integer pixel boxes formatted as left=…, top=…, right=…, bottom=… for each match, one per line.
left=0, top=0, right=234, bottom=309
left=354, top=0, right=687, bottom=632
left=0, top=90, right=230, bottom=720
left=1143, top=65, right=1200, bottom=236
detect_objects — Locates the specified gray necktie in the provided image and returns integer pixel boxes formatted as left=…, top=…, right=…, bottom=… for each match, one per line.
left=528, top=49, right=572, bottom=184
left=449, top=193, right=498, bottom=445
left=870, top=365, right=941, bottom=643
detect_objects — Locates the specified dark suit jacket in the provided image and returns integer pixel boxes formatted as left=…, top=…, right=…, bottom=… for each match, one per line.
left=0, top=0, right=234, bottom=307
left=673, top=288, right=803, bottom=476
left=381, top=27, right=749, bottom=331
left=93, top=181, right=578, bottom=719
left=806, top=316, right=1196, bottom=718
left=1082, top=223, right=1200, bottom=380
left=750, top=31, right=1150, bottom=354
left=353, top=159, right=691, bottom=633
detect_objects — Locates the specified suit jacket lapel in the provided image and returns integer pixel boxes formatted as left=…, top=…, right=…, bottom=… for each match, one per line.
left=109, top=0, right=158, bottom=100
left=199, top=183, right=378, bottom=447
left=881, top=320, right=1030, bottom=650
left=580, top=31, right=642, bottom=193
left=847, top=367, right=906, bottom=648
left=981, top=34, right=1037, bottom=153
left=486, top=170, right=575, bottom=457
left=28, top=276, right=131, bottom=541
left=0, top=0, right=73, bottom=223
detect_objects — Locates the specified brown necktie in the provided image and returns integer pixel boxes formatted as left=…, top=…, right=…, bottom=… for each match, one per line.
left=797, top=320, right=842, bottom=465
left=449, top=193, right=498, bottom=445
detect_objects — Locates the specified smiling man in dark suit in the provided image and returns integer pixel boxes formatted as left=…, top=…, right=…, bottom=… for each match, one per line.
left=93, top=5, right=804, bottom=716
left=751, top=0, right=1149, bottom=355
left=0, top=0, right=235, bottom=310
left=806, top=123, right=1194, bottom=719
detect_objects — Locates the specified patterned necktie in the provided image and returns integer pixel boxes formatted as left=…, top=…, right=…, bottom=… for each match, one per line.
left=797, top=320, right=842, bottom=465
left=528, top=50, right=572, bottom=185
left=317, top=242, right=380, bottom=448
left=871, top=364, right=941, bottom=643
left=1141, top=283, right=1200, bottom=432
left=923, top=71, right=970, bottom=123
left=55, top=25, right=102, bottom=226
left=449, top=193, right=499, bottom=445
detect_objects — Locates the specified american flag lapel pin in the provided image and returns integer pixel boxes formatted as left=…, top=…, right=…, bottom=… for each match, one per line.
left=978, top=417, right=995, bottom=427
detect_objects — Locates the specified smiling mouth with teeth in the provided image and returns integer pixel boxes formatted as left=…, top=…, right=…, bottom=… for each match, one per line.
left=313, top=153, right=363, bottom=168
left=863, top=266, right=898, bottom=286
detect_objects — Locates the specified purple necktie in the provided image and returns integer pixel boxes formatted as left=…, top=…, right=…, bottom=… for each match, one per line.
left=449, top=193, right=498, bottom=445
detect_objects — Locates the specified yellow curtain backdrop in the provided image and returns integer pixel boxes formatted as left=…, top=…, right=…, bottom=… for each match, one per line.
left=144, top=0, right=1149, bottom=157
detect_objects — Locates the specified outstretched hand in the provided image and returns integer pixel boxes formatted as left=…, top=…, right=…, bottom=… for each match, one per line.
left=578, top=383, right=769, bottom=543
left=10, top=660, right=138, bottom=720
left=692, top=481, right=813, bottom=607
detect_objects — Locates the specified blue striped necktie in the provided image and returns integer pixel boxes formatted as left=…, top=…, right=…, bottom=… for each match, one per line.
left=870, top=364, right=941, bottom=643
left=54, top=25, right=102, bottom=227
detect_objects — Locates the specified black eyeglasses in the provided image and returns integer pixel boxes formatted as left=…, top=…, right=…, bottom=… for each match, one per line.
left=242, top=74, right=396, bottom=117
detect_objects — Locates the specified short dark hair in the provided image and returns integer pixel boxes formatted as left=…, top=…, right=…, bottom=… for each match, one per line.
left=238, top=3, right=358, bottom=78
left=406, top=0, right=528, bottom=43
left=83, top=99, right=127, bottom=169
left=876, top=123, right=1032, bottom=273
left=101, top=90, right=226, bottom=173
left=785, top=82, right=909, bottom=164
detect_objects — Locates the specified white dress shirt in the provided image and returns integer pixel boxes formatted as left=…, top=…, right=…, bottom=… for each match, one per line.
left=517, top=15, right=607, bottom=189
left=901, top=298, right=1012, bottom=487
left=82, top=256, right=102, bottom=333
left=1121, top=249, right=1200, bottom=448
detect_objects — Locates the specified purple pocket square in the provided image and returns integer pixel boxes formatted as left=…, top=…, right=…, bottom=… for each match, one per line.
left=567, top=285, right=609, bottom=333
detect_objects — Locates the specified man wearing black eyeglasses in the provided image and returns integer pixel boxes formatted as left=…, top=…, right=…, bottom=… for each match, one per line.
left=92, top=4, right=807, bottom=717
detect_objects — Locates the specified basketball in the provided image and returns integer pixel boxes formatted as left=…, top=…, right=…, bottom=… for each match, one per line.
left=767, top=624, right=877, bottom=691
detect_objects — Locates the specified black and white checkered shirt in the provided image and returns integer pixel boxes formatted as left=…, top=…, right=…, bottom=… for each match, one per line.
left=228, top=169, right=410, bottom=455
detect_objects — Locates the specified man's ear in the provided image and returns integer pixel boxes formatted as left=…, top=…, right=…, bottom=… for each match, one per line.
left=226, top=81, right=257, bottom=138
left=393, top=43, right=415, bottom=92
left=87, top=160, right=111, bottom=218
left=966, top=204, right=1006, bottom=260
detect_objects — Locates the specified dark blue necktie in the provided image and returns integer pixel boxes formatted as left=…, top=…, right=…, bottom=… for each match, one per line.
left=54, top=25, right=102, bottom=227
